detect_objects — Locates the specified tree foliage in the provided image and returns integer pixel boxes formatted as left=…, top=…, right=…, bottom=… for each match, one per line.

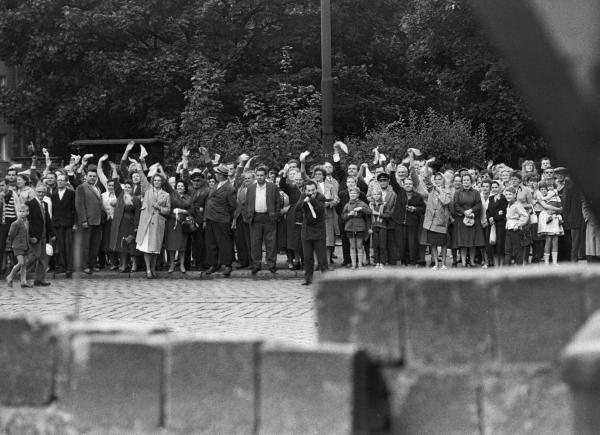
left=347, top=109, right=487, bottom=170
left=0, top=0, right=546, bottom=167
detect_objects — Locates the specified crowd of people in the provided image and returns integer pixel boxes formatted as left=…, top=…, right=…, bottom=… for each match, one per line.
left=0, top=140, right=597, bottom=287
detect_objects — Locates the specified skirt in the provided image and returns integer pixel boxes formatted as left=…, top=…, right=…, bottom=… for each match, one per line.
left=346, top=231, right=366, bottom=241
left=538, top=211, right=564, bottom=236
left=426, top=230, right=447, bottom=246
left=164, top=216, right=187, bottom=252
left=136, top=230, right=160, bottom=254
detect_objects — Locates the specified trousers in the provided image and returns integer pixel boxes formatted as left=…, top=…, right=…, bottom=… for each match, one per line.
left=205, top=220, right=233, bottom=266
left=302, top=238, right=327, bottom=283
left=250, top=213, right=277, bottom=268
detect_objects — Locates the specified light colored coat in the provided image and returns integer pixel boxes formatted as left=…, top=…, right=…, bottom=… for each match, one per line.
left=136, top=187, right=171, bottom=253
left=423, top=188, right=452, bottom=234
left=315, top=179, right=339, bottom=247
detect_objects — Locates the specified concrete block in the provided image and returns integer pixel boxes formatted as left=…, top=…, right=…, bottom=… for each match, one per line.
left=382, top=367, right=480, bottom=435
left=55, top=320, right=169, bottom=401
left=166, top=336, right=260, bottom=434
left=61, top=334, right=167, bottom=432
left=0, top=408, right=78, bottom=435
left=260, top=342, right=371, bottom=435
left=316, top=273, right=404, bottom=364
left=0, top=314, right=62, bottom=406
left=493, top=269, right=584, bottom=362
left=577, top=266, right=600, bottom=317
left=482, top=364, right=570, bottom=434
left=404, top=275, right=492, bottom=365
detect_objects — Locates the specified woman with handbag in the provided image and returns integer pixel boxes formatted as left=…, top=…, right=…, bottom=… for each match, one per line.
left=487, top=180, right=508, bottom=267
left=110, top=179, right=142, bottom=272
left=453, top=173, right=486, bottom=267
left=164, top=180, right=192, bottom=273
left=136, top=173, right=171, bottom=279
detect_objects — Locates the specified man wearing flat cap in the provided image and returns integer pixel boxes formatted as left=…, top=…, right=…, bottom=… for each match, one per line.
left=204, top=164, right=237, bottom=276
left=187, top=169, right=209, bottom=270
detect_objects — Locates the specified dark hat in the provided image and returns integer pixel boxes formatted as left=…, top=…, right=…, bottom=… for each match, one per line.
left=190, top=169, right=204, bottom=180
left=377, top=172, right=390, bottom=181
left=553, top=166, right=568, bottom=174
left=214, top=164, right=229, bottom=176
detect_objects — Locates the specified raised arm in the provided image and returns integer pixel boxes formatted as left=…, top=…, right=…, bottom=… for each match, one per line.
left=42, top=147, right=52, bottom=177
left=96, top=154, right=109, bottom=189
left=110, top=162, right=122, bottom=197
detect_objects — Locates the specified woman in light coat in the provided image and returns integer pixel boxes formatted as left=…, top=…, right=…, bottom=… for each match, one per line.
left=312, top=167, right=339, bottom=263
left=583, top=197, right=600, bottom=262
left=423, top=173, right=452, bottom=269
left=136, top=174, right=171, bottom=278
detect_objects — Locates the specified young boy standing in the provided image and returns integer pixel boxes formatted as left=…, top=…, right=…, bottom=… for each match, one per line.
left=5, top=204, right=33, bottom=288
left=504, top=187, right=529, bottom=266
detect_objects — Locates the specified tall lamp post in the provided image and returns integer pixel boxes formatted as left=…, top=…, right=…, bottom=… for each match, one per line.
left=321, top=0, right=334, bottom=155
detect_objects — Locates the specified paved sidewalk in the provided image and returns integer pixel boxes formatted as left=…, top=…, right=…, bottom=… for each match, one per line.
left=0, top=278, right=317, bottom=344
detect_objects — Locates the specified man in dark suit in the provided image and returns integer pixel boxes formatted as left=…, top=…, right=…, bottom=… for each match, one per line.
left=186, top=170, right=210, bottom=270
left=298, top=180, right=327, bottom=285
left=559, top=168, right=585, bottom=262
left=245, top=167, right=281, bottom=274
left=233, top=171, right=254, bottom=269
left=75, top=166, right=104, bottom=274
left=51, top=173, right=76, bottom=277
left=27, top=184, right=55, bottom=286
left=204, top=164, right=237, bottom=276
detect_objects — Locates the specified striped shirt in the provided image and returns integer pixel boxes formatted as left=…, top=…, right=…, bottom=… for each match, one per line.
left=3, top=194, right=16, bottom=223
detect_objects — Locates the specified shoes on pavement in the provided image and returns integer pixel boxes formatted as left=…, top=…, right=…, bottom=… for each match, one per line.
left=269, top=266, right=276, bottom=274
left=223, top=266, right=232, bottom=277
left=179, top=264, right=186, bottom=273
left=119, top=267, right=128, bottom=273
left=83, top=268, right=92, bottom=275
left=92, top=267, right=101, bottom=272
left=109, top=265, right=119, bottom=271
left=301, top=280, right=311, bottom=286
left=5, top=276, right=12, bottom=287
left=251, top=267, right=261, bottom=275
left=205, top=266, right=216, bottom=275
left=235, top=263, right=249, bottom=270
left=33, top=281, right=51, bottom=287
left=21, top=282, right=33, bottom=288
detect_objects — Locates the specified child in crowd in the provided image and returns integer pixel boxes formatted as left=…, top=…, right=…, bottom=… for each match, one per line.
left=342, top=187, right=371, bottom=269
left=5, top=204, right=32, bottom=288
left=503, top=187, right=529, bottom=266
left=536, top=180, right=564, bottom=265
left=369, top=187, right=389, bottom=268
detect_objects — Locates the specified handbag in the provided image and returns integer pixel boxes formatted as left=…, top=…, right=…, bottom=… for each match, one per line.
left=489, top=223, right=496, bottom=245
left=181, top=215, right=198, bottom=234
left=529, top=211, right=538, bottom=224
left=463, top=215, right=475, bottom=227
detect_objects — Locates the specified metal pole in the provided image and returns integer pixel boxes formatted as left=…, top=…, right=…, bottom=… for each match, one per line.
left=321, top=0, right=334, bottom=156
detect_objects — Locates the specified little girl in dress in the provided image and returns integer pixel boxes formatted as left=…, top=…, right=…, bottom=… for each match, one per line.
left=536, top=180, right=564, bottom=265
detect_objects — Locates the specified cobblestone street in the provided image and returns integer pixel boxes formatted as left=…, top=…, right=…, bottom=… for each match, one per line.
left=0, top=277, right=317, bottom=344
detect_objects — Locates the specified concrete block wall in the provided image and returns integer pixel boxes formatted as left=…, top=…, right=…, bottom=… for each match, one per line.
left=316, top=265, right=600, bottom=434
left=0, top=314, right=383, bottom=434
